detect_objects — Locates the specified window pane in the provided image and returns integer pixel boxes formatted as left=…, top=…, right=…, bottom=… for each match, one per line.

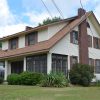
left=10, top=38, right=18, bottom=49
left=26, top=54, right=47, bottom=74
left=72, top=31, right=78, bottom=44
left=52, top=54, right=68, bottom=75
left=27, top=32, right=37, bottom=45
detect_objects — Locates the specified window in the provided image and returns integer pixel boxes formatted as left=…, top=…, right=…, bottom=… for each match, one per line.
left=94, top=37, right=99, bottom=49
left=70, top=56, right=78, bottom=69
left=11, top=61, right=23, bottom=74
left=95, top=60, right=100, bottom=73
left=52, top=54, right=68, bottom=75
left=9, top=38, right=18, bottom=50
left=25, top=32, right=37, bottom=46
left=88, top=35, right=92, bottom=47
left=87, top=22, right=90, bottom=28
left=26, top=54, right=47, bottom=74
left=95, top=38, right=99, bottom=49
left=70, top=31, right=78, bottom=44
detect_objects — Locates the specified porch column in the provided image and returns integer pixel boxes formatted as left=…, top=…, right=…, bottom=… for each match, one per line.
left=47, top=53, right=52, bottom=74
left=68, top=55, right=70, bottom=70
left=4, top=60, right=8, bottom=81
left=23, top=57, right=26, bottom=71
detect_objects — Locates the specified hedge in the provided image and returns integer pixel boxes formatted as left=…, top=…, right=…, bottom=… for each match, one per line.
left=7, top=72, right=44, bottom=85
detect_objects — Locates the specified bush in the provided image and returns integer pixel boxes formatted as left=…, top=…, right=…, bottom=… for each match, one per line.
left=41, top=72, right=68, bottom=87
left=69, top=63, right=94, bottom=86
left=20, top=72, right=44, bottom=85
left=7, top=74, right=21, bottom=85
left=7, top=72, right=44, bottom=85
left=0, top=77, right=3, bottom=84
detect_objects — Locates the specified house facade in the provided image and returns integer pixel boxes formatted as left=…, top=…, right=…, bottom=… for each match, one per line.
left=0, top=8, right=100, bottom=81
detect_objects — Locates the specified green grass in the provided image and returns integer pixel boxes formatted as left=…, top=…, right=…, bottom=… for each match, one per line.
left=0, top=85, right=100, bottom=100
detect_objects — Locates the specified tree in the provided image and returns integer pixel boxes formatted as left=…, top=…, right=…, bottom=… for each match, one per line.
left=38, top=17, right=62, bottom=26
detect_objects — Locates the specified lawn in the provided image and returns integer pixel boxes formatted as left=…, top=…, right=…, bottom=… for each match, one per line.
left=0, top=85, right=100, bottom=100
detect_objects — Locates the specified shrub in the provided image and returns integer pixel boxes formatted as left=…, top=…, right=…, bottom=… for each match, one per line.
left=20, top=72, right=44, bottom=85
left=69, top=63, right=94, bottom=86
left=0, top=77, right=3, bottom=84
left=7, top=74, right=21, bottom=85
left=7, top=72, right=44, bottom=85
left=41, top=72, right=68, bottom=87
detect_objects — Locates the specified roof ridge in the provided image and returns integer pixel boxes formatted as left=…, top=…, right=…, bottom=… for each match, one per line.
left=0, top=12, right=92, bottom=59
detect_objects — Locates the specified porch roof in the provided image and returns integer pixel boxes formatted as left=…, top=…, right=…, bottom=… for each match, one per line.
left=0, top=12, right=92, bottom=60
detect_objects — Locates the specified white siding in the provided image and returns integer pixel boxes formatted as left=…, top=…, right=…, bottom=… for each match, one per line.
left=50, top=34, right=79, bottom=56
left=87, top=18, right=100, bottom=80
left=2, top=41, right=8, bottom=50
left=38, top=29, right=48, bottom=42
left=50, top=27, right=79, bottom=70
left=88, top=18, right=100, bottom=59
left=87, top=19, right=100, bottom=37
left=48, top=23, right=67, bottom=38
left=19, top=35, right=25, bottom=48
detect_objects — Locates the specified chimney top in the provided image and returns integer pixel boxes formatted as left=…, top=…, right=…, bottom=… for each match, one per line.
left=78, top=8, right=86, bottom=18
left=25, top=26, right=33, bottom=31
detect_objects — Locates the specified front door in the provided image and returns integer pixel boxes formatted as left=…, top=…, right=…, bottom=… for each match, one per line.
left=11, top=61, right=23, bottom=74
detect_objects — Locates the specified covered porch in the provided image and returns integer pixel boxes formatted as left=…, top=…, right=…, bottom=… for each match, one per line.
left=2, top=53, right=68, bottom=80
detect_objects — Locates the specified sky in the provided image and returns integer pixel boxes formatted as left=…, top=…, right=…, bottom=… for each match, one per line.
left=0, top=0, right=100, bottom=37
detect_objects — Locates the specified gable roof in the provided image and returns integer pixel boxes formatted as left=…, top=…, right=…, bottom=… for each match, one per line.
left=1, top=16, right=77, bottom=41
left=0, top=12, right=93, bottom=60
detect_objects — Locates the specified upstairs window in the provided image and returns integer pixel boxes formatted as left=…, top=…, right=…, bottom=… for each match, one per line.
left=25, top=32, right=37, bottom=46
left=88, top=35, right=92, bottom=47
left=87, top=22, right=90, bottom=28
left=93, top=37, right=100, bottom=49
left=9, top=37, right=18, bottom=50
left=70, top=31, right=78, bottom=44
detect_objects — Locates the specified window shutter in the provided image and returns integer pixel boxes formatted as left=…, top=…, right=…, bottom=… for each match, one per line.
left=91, top=59, right=94, bottom=66
left=99, top=38, right=100, bottom=49
left=25, top=35, right=28, bottom=46
left=93, top=37, right=96, bottom=48
left=70, top=31, right=73, bottom=43
left=88, top=35, right=92, bottom=47
left=8, top=40, right=11, bottom=50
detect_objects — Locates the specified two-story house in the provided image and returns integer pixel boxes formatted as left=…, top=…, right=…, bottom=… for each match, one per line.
left=0, top=8, right=100, bottom=81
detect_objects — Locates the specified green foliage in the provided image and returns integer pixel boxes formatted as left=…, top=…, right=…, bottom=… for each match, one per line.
left=7, top=72, right=44, bottom=85
left=0, top=77, right=3, bottom=84
left=41, top=72, right=68, bottom=87
left=39, top=17, right=61, bottom=26
left=7, top=74, right=21, bottom=85
left=20, top=72, right=44, bottom=85
left=69, top=63, right=94, bottom=86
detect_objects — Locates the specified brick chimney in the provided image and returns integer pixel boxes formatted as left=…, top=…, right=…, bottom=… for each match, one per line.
left=26, top=26, right=33, bottom=31
left=78, top=8, right=89, bottom=64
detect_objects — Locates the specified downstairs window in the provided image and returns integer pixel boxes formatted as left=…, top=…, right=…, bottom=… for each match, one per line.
left=52, top=54, right=68, bottom=75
